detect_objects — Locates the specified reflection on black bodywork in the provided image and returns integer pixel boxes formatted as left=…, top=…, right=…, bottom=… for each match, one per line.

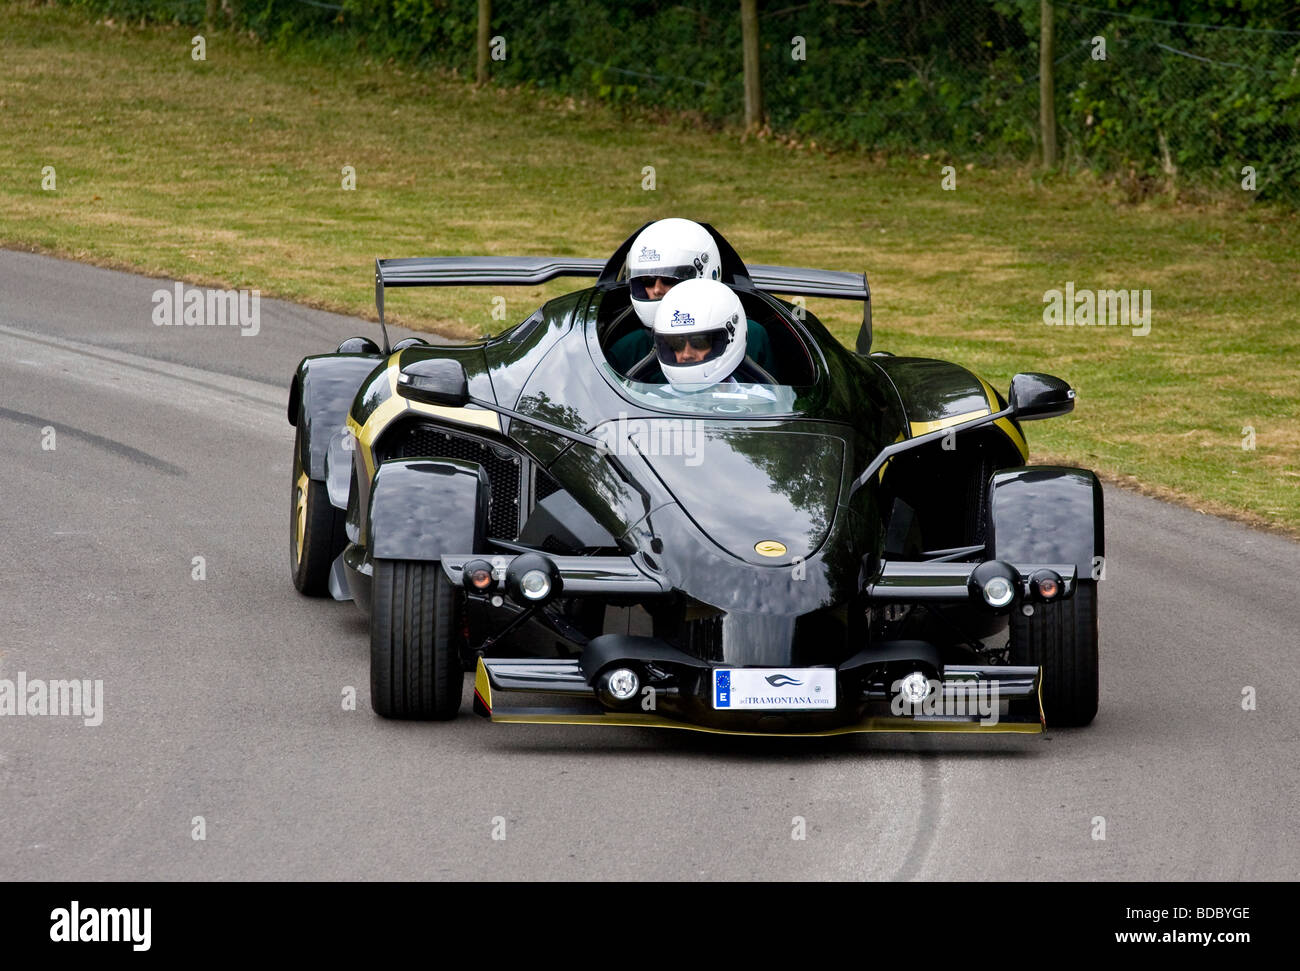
left=869, top=356, right=990, bottom=423
left=989, top=467, right=1104, bottom=572
left=546, top=441, right=657, bottom=545
left=296, top=354, right=386, bottom=477
left=623, top=502, right=871, bottom=667
left=632, top=423, right=844, bottom=564
left=352, top=368, right=391, bottom=426
left=484, top=291, right=587, bottom=409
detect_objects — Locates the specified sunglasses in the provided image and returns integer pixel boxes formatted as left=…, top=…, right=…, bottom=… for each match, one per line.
left=631, top=275, right=685, bottom=293
left=663, top=334, right=714, bottom=352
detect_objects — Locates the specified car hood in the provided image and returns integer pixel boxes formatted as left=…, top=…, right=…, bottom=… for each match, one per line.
left=622, top=421, right=847, bottom=566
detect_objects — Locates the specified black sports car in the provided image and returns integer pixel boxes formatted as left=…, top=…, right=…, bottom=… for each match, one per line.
left=288, top=224, right=1102, bottom=735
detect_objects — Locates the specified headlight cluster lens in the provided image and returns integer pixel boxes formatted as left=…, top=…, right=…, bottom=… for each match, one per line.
left=504, top=553, right=562, bottom=604
left=606, top=668, right=640, bottom=701
left=982, top=576, right=1015, bottom=607
left=519, top=569, right=551, bottom=600
left=969, top=560, right=1020, bottom=611
left=898, top=671, right=933, bottom=703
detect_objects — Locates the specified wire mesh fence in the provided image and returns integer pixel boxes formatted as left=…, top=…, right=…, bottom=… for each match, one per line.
left=758, top=0, right=1299, bottom=198
left=1035, top=1, right=1300, bottom=197
left=60, top=0, right=1300, bottom=201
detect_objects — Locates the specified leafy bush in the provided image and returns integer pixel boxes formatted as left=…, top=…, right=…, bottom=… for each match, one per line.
left=56, top=0, right=1300, bottom=201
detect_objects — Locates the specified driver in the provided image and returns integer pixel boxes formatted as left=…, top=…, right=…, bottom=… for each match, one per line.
left=608, top=218, right=772, bottom=376
left=651, top=278, right=771, bottom=393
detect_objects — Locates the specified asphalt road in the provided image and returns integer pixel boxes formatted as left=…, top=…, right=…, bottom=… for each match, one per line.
left=1, top=249, right=1296, bottom=881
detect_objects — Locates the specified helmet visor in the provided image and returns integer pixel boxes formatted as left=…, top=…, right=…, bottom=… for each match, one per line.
left=628, top=265, right=699, bottom=301
left=654, top=328, right=732, bottom=368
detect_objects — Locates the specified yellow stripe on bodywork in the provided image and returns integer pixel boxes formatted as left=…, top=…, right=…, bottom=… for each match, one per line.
left=976, top=376, right=1029, bottom=461
left=347, top=354, right=503, bottom=482
left=909, top=407, right=992, bottom=437
left=894, top=378, right=1028, bottom=463
left=409, top=400, right=502, bottom=430
left=878, top=430, right=905, bottom=482
left=475, top=658, right=493, bottom=709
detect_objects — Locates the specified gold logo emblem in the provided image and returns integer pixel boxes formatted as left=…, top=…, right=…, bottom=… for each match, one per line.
left=754, top=540, right=787, bottom=557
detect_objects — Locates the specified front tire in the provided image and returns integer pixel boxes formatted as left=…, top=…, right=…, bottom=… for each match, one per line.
left=370, top=559, right=463, bottom=719
left=290, top=423, right=346, bottom=596
left=1010, top=580, right=1099, bottom=727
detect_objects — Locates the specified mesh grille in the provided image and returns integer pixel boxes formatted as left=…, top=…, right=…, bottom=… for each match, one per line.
left=382, top=422, right=523, bottom=539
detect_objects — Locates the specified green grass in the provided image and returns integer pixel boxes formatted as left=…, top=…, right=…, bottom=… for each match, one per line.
left=2, top=2, right=1298, bottom=534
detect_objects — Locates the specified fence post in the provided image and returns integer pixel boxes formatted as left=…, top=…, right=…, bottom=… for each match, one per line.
left=1040, top=0, right=1057, bottom=167
left=741, top=0, right=764, bottom=131
left=477, top=0, right=491, bottom=86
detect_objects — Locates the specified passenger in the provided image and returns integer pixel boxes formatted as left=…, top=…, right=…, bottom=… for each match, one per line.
left=651, top=279, right=772, bottom=396
left=609, top=218, right=772, bottom=377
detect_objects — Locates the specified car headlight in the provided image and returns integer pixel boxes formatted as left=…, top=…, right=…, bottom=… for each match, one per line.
left=595, top=666, right=642, bottom=708
left=519, top=569, right=550, bottom=600
left=982, top=576, right=1015, bottom=607
left=897, top=671, right=933, bottom=703
left=969, top=560, right=1020, bottom=612
left=504, top=553, right=562, bottom=604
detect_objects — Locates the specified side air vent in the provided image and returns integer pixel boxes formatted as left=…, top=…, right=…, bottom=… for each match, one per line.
left=381, top=421, right=523, bottom=539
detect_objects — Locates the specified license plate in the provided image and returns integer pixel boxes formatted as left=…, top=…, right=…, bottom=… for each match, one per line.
left=712, top=668, right=837, bottom=710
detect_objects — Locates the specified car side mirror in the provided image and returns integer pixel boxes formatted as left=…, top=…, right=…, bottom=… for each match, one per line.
left=396, top=358, right=469, bottom=407
left=1008, top=372, right=1075, bottom=421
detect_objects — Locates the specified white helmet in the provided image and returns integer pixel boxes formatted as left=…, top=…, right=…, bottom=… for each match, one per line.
left=652, top=279, right=746, bottom=389
left=626, top=218, right=722, bottom=326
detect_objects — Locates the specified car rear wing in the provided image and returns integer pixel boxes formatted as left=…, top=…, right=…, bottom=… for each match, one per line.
left=374, top=256, right=872, bottom=353
left=749, top=265, right=872, bottom=352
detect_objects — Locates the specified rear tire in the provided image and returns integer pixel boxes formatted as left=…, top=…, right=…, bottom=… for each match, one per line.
left=1010, top=580, right=1099, bottom=727
left=370, top=559, right=463, bottom=720
left=290, top=423, right=346, bottom=596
